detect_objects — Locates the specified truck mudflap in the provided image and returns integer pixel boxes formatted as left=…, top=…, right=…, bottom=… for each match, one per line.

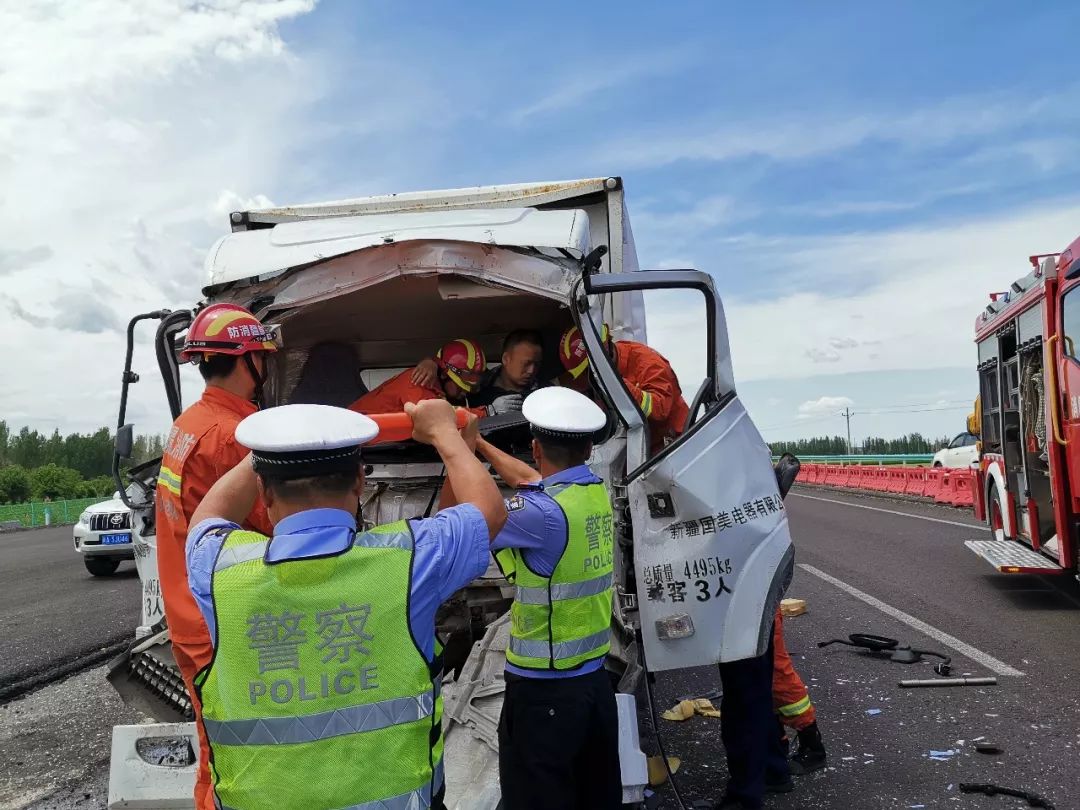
left=108, top=723, right=198, bottom=809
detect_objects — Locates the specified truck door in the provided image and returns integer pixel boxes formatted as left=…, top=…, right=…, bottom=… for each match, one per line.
left=1056, top=281, right=1080, bottom=526
left=575, top=270, right=794, bottom=671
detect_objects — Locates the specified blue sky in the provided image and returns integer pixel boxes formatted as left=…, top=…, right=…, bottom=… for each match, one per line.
left=5, top=0, right=1080, bottom=441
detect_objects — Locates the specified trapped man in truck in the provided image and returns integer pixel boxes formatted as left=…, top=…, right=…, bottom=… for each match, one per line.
left=443, top=387, right=621, bottom=809
left=558, top=324, right=689, bottom=454
left=155, top=303, right=277, bottom=809
left=349, top=338, right=488, bottom=414
left=184, top=399, right=506, bottom=810
left=467, top=328, right=548, bottom=411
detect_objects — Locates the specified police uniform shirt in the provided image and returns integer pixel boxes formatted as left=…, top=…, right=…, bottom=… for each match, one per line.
left=187, top=503, right=490, bottom=662
left=491, top=463, right=605, bottom=680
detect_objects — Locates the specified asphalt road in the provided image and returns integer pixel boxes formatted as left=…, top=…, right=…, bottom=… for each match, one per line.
left=645, top=487, right=1080, bottom=810
left=0, top=526, right=140, bottom=693
left=3, top=493, right=1079, bottom=809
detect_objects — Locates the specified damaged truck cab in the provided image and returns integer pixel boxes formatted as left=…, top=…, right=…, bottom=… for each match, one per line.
left=107, top=177, right=793, bottom=808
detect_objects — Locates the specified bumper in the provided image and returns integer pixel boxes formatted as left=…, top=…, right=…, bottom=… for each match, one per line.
left=74, top=526, right=135, bottom=559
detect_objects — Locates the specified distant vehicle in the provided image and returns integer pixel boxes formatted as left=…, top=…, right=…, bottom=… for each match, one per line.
left=73, top=493, right=134, bottom=576
left=931, top=432, right=979, bottom=468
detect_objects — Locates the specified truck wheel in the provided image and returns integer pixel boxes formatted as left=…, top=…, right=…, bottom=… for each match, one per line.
left=84, top=557, right=121, bottom=577
left=988, top=489, right=1005, bottom=541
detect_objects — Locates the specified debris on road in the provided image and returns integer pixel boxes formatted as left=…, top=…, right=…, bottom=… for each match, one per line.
left=975, top=743, right=1005, bottom=755
left=899, top=676, right=998, bottom=688
left=865, top=708, right=882, bottom=716
left=781, top=597, right=807, bottom=617
left=647, top=755, right=682, bottom=786
left=928, top=749, right=958, bottom=761
left=661, top=700, right=695, bottom=721
left=959, top=782, right=1055, bottom=809
left=661, top=698, right=720, bottom=721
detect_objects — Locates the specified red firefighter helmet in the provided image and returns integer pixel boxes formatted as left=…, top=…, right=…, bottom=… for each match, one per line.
left=179, top=303, right=278, bottom=362
left=558, top=323, right=610, bottom=379
left=435, top=338, right=486, bottom=392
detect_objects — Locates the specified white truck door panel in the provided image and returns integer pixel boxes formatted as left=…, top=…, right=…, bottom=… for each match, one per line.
left=576, top=268, right=794, bottom=672
left=628, top=397, right=793, bottom=670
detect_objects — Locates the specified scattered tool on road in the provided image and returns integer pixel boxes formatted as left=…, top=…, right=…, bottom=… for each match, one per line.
left=960, top=782, right=1055, bottom=809
left=899, top=677, right=998, bottom=688
left=818, top=633, right=953, bottom=674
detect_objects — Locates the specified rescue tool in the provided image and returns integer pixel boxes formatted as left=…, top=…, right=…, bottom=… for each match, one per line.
left=366, top=409, right=470, bottom=444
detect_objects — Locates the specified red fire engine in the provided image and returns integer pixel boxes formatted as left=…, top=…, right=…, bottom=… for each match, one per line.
left=967, top=234, right=1080, bottom=576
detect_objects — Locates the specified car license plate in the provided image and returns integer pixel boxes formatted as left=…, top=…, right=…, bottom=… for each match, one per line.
left=102, top=533, right=131, bottom=545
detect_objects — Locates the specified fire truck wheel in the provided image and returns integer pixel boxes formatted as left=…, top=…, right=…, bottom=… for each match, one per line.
left=987, top=488, right=1005, bottom=541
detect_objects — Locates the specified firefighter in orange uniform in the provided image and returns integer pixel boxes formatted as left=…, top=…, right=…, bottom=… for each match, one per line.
left=155, top=303, right=277, bottom=810
left=773, top=610, right=827, bottom=773
left=558, top=325, right=690, bottom=454
left=349, top=338, right=487, bottom=414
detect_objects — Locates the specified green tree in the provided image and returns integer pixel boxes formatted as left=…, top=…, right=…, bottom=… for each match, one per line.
left=0, top=465, right=32, bottom=503
left=30, top=464, right=84, bottom=500
left=0, top=420, right=10, bottom=466
left=10, top=426, right=45, bottom=469
left=86, top=475, right=117, bottom=498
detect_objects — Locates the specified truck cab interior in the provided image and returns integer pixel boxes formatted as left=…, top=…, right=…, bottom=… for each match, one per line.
left=261, top=273, right=619, bottom=464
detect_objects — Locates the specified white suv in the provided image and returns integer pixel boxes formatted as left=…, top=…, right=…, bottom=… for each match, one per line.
left=73, top=494, right=134, bottom=576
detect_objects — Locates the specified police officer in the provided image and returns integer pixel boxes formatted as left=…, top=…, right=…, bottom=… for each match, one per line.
left=185, top=399, right=506, bottom=810
left=472, top=387, right=621, bottom=809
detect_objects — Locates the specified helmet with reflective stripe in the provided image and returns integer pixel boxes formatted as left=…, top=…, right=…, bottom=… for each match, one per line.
left=435, top=338, right=486, bottom=392
left=180, top=303, right=278, bottom=362
left=558, top=324, right=610, bottom=379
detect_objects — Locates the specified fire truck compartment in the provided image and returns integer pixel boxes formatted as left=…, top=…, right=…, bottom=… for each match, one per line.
left=964, top=539, right=1065, bottom=574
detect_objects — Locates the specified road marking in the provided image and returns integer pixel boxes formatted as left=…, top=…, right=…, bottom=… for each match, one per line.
left=790, top=492, right=981, bottom=529
left=798, top=563, right=1025, bottom=677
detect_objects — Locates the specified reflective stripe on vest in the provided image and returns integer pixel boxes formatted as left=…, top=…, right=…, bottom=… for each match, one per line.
left=213, top=528, right=413, bottom=573
left=202, top=691, right=434, bottom=745
left=505, top=480, right=614, bottom=671
left=508, top=627, right=612, bottom=662
left=197, top=522, right=442, bottom=809
left=513, top=572, right=612, bottom=605
left=218, top=760, right=444, bottom=810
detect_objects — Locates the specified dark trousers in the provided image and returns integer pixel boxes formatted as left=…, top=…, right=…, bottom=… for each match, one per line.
left=498, top=668, right=622, bottom=810
left=718, top=629, right=790, bottom=808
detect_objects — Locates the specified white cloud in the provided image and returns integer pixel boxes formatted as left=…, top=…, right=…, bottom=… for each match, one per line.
left=805, top=347, right=841, bottom=363
left=641, top=198, right=1080, bottom=402
left=600, top=89, right=1066, bottom=169
left=0, top=1, right=320, bottom=435
left=506, top=50, right=698, bottom=124
left=797, top=396, right=853, bottom=419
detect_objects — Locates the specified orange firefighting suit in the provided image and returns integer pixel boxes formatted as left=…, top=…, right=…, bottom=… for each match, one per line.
left=155, top=386, right=272, bottom=810
left=772, top=609, right=816, bottom=730
left=614, top=340, right=690, bottom=454
left=349, top=368, right=486, bottom=416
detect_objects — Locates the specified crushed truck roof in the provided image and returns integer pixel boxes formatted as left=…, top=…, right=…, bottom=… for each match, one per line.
left=205, top=207, right=591, bottom=290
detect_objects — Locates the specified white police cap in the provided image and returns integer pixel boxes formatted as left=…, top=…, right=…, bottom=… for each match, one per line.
left=522, top=387, right=607, bottom=440
left=236, top=404, right=379, bottom=479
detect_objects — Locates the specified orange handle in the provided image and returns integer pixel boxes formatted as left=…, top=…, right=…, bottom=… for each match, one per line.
left=368, top=408, right=470, bottom=444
